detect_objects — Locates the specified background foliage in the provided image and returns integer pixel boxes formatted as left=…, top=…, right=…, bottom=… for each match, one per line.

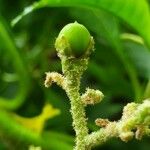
left=0, top=0, right=150, bottom=149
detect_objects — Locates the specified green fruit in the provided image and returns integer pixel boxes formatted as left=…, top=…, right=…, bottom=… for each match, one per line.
left=56, top=22, right=91, bottom=57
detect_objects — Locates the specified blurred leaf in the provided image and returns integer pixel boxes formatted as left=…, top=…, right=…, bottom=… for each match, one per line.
left=0, top=16, right=30, bottom=110
left=43, top=131, right=74, bottom=145
left=45, top=89, right=72, bottom=132
left=0, top=109, right=73, bottom=150
left=121, top=33, right=144, bottom=45
left=124, top=41, right=150, bottom=79
left=12, top=0, right=150, bottom=48
left=13, top=104, right=60, bottom=134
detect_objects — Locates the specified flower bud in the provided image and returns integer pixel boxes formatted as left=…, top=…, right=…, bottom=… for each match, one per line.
left=55, top=22, right=94, bottom=58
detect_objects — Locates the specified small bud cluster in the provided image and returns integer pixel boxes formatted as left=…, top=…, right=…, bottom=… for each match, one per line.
left=44, top=72, right=66, bottom=90
left=95, top=118, right=110, bottom=127
left=81, top=88, right=104, bottom=105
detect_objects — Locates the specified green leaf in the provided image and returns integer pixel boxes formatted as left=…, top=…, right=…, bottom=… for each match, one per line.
left=12, top=0, right=150, bottom=48
left=0, top=110, right=73, bottom=150
left=122, top=36, right=150, bottom=98
left=0, top=16, right=30, bottom=110
left=124, top=40, right=150, bottom=79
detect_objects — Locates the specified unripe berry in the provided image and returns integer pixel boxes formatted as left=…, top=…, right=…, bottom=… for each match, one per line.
left=55, top=22, right=94, bottom=57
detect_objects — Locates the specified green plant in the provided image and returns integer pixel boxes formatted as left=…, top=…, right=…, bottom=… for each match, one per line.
left=45, top=22, right=150, bottom=150
left=1, top=0, right=150, bottom=149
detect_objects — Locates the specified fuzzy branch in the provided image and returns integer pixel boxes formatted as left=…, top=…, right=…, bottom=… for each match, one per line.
left=44, top=72, right=66, bottom=90
left=81, top=88, right=104, bottom=105
left=85, top=99, right=150, bottom=149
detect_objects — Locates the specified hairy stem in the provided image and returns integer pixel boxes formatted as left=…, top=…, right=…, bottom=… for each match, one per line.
left=85, top=122, right=117, bottom=149
left=85, top=99, right=150, bottom=149
left=61, top=57, right=89, bottom=150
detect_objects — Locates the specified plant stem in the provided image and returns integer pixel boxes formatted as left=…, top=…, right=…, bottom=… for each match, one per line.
left=61, top=57, right=89, bottom=150
left=85, top=99, right=150, bottom=149
left=85, top=122, right=117, bottom=148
